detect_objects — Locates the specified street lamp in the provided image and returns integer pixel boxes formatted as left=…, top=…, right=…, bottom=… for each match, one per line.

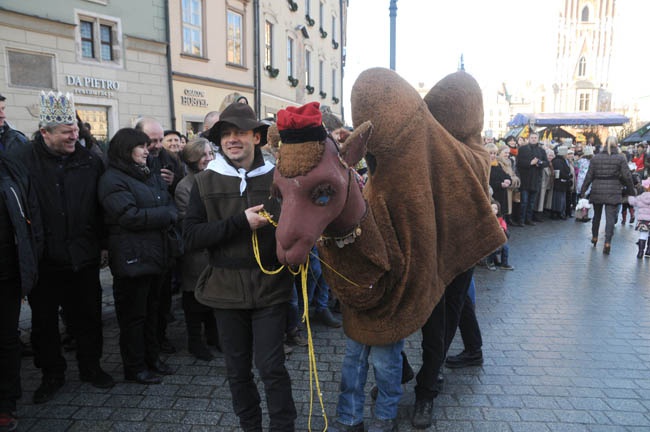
left=389, top=0, right=397, bottom=70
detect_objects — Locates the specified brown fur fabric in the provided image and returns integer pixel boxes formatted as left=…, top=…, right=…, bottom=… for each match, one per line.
left=335, top=67, right=506, bottom=345
left=267, top=123, right=326, bottom=178
left=277, top=140, right=324, bottom=178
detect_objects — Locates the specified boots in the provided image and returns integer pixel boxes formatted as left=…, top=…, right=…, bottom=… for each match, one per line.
left=638, top=240, right=646, bottom=259
left=621, top=209, right=627, bottom=224
left=630, top=207, right=636, bottom=224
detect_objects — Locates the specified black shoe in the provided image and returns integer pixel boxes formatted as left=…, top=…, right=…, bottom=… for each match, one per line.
left=510, top=221, right=524, bottom=227
left=329, top=421, right=365, bottom=432
left=532, top=215, right=544, bottom=222
left=524, top=220, right=536, bottom=226
left=0, top=412, right=17, bottom=432
left=313, top=308, right=342, bottom=328
left=159, top=338, right=177, bottom=354
left=80, top=367, right=115, bottom=389
left=125, top=370, right=162, bottom=385
left=33, top=376, right=64, bottom=404
left=147, top=359, right=174, bottom=375
left=368, top=417, right=398, bottom=432
left=411, top=398, right=433, bottom=429
left=445, top=349, right=483, bottom=369
left=188, top=341, right=214, bottom=361
left=285, top=328, right=308, bottom=346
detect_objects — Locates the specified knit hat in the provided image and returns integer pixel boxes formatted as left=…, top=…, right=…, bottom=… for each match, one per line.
left=582, top=146, right=594, bottom=156
left=276, top=101, right=328, bottom=144
left=557, top=146, right=569, bottom=156
left=208, top=102, right=268, bottom=145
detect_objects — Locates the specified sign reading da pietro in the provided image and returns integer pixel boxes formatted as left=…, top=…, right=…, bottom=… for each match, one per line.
left=65, top=75, right=120, bottom=98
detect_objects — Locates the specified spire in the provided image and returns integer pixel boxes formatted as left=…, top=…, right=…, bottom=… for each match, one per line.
left=458, top=54, right=465, bottom=71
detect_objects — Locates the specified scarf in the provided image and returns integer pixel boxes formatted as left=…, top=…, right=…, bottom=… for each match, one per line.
left=207, top=152, right=274, bottom=195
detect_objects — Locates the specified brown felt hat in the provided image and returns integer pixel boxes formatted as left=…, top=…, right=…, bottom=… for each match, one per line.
left=208, top=102, right=268, bottom=145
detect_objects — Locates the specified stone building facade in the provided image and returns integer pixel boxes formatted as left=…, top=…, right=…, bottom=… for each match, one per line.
left=169, top=0, right=347, bottom=136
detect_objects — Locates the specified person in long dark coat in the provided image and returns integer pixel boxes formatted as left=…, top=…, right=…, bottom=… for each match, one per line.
left=551, top=146, right=573, bottom=219
left=580, top=136, right=636, bottom=254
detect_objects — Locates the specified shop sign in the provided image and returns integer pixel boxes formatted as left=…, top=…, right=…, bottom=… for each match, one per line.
left=181, top=88, right=208, bottom=107
left=65, top=75, right=120, bottom=98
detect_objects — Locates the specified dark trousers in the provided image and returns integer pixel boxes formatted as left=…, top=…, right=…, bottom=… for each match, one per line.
left=415, top=267, right=474, bottom=401
left=157, top=270, right=172, bottom=342
left=215, top=303, right=296, bottom=432
left=113, top=275, right=162, bottom=375
left=458, top=294, right=482, bottom=352
left=28, top=266, right=103, bottom=378
left=591, top=203, right=620, bottom=243
left=182, top=291, right=217, bottom=345
left=520, top=189, right=539, bottom=223
left=0, top=277, right=21, bottom=412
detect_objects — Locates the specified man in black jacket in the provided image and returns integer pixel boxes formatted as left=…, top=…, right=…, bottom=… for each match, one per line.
left=13, top=92, right=113, bottom=405
left=0, top=93, right=29, bottom=154
left=516, top=131, right=549, bottom=225
left=0, top=152, right=42, bottom=431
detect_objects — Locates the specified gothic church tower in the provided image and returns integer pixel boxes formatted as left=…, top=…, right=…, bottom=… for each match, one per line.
left=553, top=0, right=616, bottom=113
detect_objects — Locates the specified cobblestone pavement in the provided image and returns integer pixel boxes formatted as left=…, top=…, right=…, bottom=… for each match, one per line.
left=16, top=215, right=650, bottom=431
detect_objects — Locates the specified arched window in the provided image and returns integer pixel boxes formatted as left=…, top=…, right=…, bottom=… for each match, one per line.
left=581, top=5, right=589, bottom=22
left=578, top=56, right=586, bottom=77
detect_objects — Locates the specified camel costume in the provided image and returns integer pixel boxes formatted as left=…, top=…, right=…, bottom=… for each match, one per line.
left=272, top=68, right=505, bottom=346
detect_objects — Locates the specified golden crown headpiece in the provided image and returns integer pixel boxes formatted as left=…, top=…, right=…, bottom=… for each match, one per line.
left=39, top=91, right=75, bottom=126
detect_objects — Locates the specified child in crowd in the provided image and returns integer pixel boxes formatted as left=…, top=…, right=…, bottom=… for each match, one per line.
left=628, top=178, right=650, bottom=259
left=487, top=201, right=514, bottom=270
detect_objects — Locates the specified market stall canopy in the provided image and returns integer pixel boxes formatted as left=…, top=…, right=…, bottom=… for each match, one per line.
left=621, top=122, right=650, bottom=144
left=508, top=112, right=629, bottom=127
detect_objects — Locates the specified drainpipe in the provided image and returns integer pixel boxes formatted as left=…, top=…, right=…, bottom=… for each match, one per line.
left=164, top=0, right=176, bottom=129
left=253, top=0, right=261, bottom=117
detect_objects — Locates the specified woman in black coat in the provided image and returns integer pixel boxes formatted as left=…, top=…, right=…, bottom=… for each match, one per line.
left=580, top=136, right=636, bottom=254
left=98, top=128, right=178, bottom=384
left=487, top=143, right=511, bottom=214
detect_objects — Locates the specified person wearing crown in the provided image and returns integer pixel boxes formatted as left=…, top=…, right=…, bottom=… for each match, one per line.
left=12, top=91, right=114, bottom=405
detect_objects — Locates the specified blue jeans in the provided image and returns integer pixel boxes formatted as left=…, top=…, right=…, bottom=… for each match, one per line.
left=304, top=247, right=330, bottom=312
left=336, top=337, right=404, bottom=425
left=519, top=189, right=538, bottom=223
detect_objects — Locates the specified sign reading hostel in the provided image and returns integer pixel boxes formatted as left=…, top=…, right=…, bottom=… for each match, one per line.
left=65, top=75, right=120, bottom=98
left=181, top=88, right=208, bottom=107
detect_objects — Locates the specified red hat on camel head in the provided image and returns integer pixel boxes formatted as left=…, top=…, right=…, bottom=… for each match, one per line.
left=277, top=101, right=328, bottom=144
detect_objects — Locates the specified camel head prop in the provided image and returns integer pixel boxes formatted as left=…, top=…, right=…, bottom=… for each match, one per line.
left=269, top=102, right=371, bottom=266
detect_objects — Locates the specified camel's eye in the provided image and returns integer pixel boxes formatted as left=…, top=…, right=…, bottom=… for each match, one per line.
left=311, top=184, right=335, bottom=206
left=270, top=184, right=283, bottom=204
